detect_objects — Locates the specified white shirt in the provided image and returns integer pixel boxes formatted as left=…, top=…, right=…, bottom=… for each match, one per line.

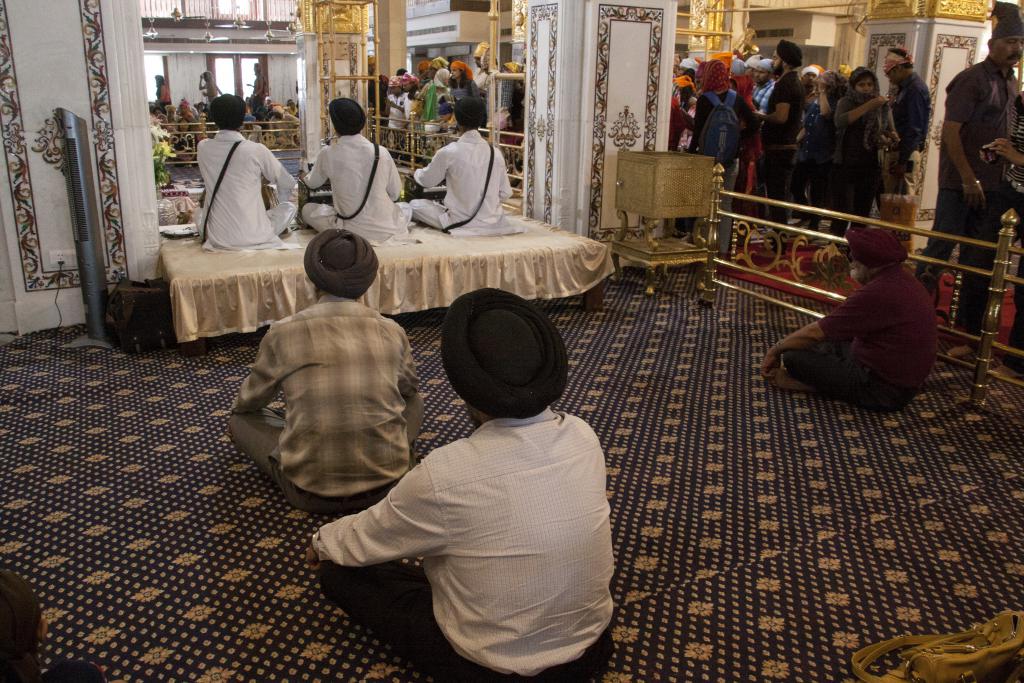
left=197, top=130, right=297, bottom=251
left=474, top=69, right=494, bottom=97
left=387, top=92, right=408, bottom=129
left=413, top=129, right=512, bottom=231
left=314, top=409, right=615, bottom=676
left=305, top=136, right=409, bottom=243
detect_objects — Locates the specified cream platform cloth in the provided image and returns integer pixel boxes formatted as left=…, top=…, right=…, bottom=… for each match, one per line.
left=156, top=217, right=613, bottom=343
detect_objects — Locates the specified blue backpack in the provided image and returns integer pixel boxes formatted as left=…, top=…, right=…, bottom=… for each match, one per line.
left=700, top=90, right=740, bottom=164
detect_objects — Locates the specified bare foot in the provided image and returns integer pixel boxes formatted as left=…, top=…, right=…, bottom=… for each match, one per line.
left=768, top=367, right=817, bottom=393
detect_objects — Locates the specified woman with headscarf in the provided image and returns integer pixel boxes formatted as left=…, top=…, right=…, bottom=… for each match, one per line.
left=1, top=570, right=105, bottom=682
left=730, top=71, right=765, bottom=219
left=688, top=59, right=760, bottom=253
left=417, top=67, right=450, bottom=122
left=448, top=61, right=481, bottom=103
left=669, top=75, right=695, bottom=151
left=829, top=67, right=897, bottom=236
left=198, top=70, right=221, bottom=106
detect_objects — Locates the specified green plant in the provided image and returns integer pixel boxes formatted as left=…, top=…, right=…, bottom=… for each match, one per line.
left=151, top=124, right=175, bottom=187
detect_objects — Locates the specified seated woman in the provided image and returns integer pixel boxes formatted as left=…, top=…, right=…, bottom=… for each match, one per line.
left=301, top=98, right=412, bottom=244
left=410, top=97, right=521, bottom=237
left=197, top=94, right=297, bottom=251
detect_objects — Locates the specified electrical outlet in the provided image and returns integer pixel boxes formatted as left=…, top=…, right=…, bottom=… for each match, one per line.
left=47, top=249, right=76, bottom=270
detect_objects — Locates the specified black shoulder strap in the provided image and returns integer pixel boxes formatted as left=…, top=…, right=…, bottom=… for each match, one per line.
left=444, top=144, right=495, bottom=233
left=202, top=140, right=243, bottom=243
left=337, top=142, right=380, bottom=221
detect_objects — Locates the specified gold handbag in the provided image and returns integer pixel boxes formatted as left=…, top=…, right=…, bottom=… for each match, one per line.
left=852, top=612, right=1024, bottom=683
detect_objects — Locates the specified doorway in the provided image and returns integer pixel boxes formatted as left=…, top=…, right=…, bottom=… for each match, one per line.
left=207, top=54, right=268, bottom=102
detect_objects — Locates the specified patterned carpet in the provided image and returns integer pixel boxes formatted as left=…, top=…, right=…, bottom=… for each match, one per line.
left=2, top=269, right=1023, bottom=682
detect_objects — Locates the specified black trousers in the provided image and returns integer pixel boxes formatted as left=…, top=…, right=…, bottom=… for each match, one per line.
left=791, top=159, right=831, bottom=228
left=829, top=164, right=881, bottom=236
left=319, top=561, right=614, bottom=682
left=782, top=341, right=918, bottom=412
left=764, top=149, right=797, bottom=226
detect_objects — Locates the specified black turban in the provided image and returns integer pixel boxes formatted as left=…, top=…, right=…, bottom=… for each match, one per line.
left=329, top=97, right=365, bottom=136
left=776, top=39, right=803, bottom=68
left=441, top=288, right=567, bottom=419
left=0, top=571, right=42, bottom=682
left=993, top=1, right=1024, bottom=40
left=210, top=94, right=245, bottom=130
left=454, top=96, right=487, bottom=130
left=304, top=229, right=379, bottom=299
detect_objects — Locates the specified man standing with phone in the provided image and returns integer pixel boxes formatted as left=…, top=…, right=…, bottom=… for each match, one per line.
left=882, top=47, right=930, bottom=194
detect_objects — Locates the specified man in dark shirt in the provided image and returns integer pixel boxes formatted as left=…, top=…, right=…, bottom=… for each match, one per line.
left=757, top=40, right=805, bottom=226
left=916, top=1, right=1023, bottom=292
left=883, top=47, right=931, bottom=193
left=761, top=227, right=937, bottom=412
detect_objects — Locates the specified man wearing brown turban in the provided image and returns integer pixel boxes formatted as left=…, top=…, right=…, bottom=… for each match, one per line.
left=230, top=229, right=423, bottom=514
left=307, top=288, right=615, bottom=681
left=761, top=227, right=936, bottom=411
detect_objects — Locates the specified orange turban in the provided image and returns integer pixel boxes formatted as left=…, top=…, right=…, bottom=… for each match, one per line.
left=450, top=60, right=473, bottom=81
left=417, top=59, right=431, bottom=72
left=710, top=51, right=733, bottom=71
left=673, top=75, right=695, bottom=90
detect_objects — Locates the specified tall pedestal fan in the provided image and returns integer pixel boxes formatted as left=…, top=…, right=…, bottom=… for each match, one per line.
left=58, top=107, right=111, bottom=349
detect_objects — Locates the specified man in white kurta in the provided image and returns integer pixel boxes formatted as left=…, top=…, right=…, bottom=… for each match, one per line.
left=410, top=97, right=521, bottom=237
left=301, top=98, right=412, bottom=244
left=307, top=289, right=615, bottom=681
left=198, top=95, right=297, bottom=251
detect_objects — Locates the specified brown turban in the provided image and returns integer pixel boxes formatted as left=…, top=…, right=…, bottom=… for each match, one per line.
left=304, top=229, right=379, bottom=299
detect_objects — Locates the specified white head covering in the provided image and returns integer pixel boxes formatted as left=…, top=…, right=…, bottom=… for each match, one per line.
left=679, top=57, right=699, bottom=71
left=744, top=55, right=762, bottom=70
left=434, top=68, right=450, bottom=88
left=801, top=65, right=822, bottom=77
left=756, top=58, right=773, bottom=72
left=731, top=59, right=747, bottom=76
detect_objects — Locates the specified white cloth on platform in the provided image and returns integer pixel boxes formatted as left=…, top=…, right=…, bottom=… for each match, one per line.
left=411, top=129, right=519, bottom=237
left=197, top=130, right=298, bottom=251
left=303, top=135, right=411, bottom=243
left=312, top=409, right=615, bottom=676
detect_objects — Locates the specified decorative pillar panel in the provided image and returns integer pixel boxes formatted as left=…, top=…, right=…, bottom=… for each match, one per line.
left=0, top=0, right=151, bottom=333
left=297, top=32, right=322, bottom=165
left=524, top=0, right=675, bottom=236
left=579, top=1, right=675, bottom=240
left=864, top=16, right=985, bottom=221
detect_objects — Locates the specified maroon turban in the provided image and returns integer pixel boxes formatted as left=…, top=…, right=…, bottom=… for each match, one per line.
left=846, top=227, right=907, bottom=268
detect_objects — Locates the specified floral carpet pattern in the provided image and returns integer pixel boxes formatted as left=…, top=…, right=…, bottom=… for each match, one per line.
left=2, top=269, right=1023, bottom=682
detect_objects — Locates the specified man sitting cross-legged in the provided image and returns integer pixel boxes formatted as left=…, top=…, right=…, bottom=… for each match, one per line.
left=306, top=288, right=615, bottom=682
left=230, top=229, right=423, bottom=514
left=410, top=97, right=523, bottom=237
left=761, top=227, right=937, bottom=412
left=301, top=98, right=413, bottom=244
left=198, top=94, right=297, bottom=251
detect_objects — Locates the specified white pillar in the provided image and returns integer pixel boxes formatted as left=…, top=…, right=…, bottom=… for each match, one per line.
left=864, top=17, right=988, bottom=224
left=297, top=31, right=322, bottom=165
left=377, top=0, right=407, bottom=77
left=525, top=0, right=677, bottom=237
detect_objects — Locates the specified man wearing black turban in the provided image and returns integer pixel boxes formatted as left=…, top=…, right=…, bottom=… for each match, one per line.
left=409, top=96, right=522, bottom=236
left=230, top=229, right=423, bottom=514
left=301, top=98, right=412, bottom=243
left=308, top=288, right=615, bottom=681
left=756, top=40, right=806, bottom=226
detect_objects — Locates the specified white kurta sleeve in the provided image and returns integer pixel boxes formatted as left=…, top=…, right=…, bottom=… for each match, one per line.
left=304, top=147, right=329, bottom=189
left=314, top=463, right=448, bottom=565
left=258, top=144, right=297, bottom=201
left=383, top=151, right=402, bottom=201
left=496, top=157, right=512, bottom=201
left=413, top=146, right=450, bottom=188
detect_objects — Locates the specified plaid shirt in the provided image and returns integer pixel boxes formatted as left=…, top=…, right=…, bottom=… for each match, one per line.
left=233, top=298, right=420, bottom=498
left=753, top=79, right=775, bottom=114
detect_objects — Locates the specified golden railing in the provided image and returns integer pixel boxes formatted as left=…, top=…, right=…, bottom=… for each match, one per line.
left=695, top=164, right=1024, bottom=405
left=366, top=116, right=525, bottom=200
left=161, top=119, right=302, bottom=165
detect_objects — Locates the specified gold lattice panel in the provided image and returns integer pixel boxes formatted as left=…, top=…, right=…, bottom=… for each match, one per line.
left=867, top=0, right=987, bottom=21
left=615, top=151, right=714, bottom=220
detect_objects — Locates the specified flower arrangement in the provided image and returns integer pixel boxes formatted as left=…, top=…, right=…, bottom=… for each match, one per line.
left=151, top=124, right=175, bottom=187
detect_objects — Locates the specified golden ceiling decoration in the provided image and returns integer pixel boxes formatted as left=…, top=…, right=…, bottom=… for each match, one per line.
left=866, top=0, right=987, bottom=22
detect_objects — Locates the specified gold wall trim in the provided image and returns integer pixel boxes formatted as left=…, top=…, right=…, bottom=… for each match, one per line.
left=867, top=0, right=987, bottom=22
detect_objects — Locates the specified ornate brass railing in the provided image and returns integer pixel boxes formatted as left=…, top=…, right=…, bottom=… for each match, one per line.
left=696, top=164, right=1024, bottom=405
left=161, top=119, right=302, bottom=165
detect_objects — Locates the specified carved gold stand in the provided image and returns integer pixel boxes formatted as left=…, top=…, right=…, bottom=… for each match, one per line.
left=611, top=213, right=707, bottom=296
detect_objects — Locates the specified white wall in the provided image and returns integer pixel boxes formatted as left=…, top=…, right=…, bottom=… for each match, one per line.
left=268, top=54, right=298, bottom=103
left=155, top=52, right=298, bottom=105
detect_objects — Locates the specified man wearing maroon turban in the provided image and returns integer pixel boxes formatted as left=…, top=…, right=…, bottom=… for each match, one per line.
left=760, top=227, right=937, bottom=411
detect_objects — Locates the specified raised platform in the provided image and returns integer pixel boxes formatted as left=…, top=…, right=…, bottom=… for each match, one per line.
left=156, top=218, right=613, bottom=351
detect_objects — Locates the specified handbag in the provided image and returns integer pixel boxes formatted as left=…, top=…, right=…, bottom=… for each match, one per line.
left=852, top=611, right=1024, bottom=683
left=106, top=279, right=176, bottom=353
